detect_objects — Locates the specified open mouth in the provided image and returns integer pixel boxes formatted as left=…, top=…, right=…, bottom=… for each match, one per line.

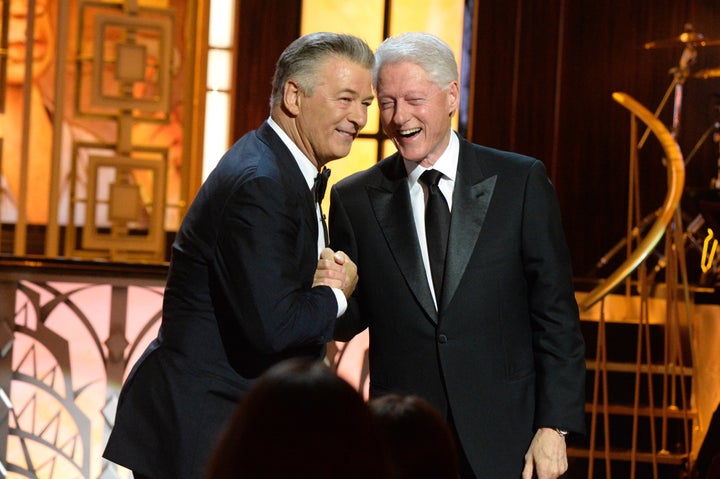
left=8, top=40, right=48, bottom=62
left=398, top=127, right=421, bottom=139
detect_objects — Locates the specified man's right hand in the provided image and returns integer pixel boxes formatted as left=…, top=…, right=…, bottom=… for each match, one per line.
left=313, top=248, right=358, bottom=298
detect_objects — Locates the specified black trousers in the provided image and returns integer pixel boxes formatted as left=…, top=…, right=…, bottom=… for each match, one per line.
left=448, top=412, right=477, bottom=479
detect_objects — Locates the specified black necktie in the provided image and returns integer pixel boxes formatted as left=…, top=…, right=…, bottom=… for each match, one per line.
left=314, top=167, right=331, bottom=246
left=419, top=169, right=450, bottom=302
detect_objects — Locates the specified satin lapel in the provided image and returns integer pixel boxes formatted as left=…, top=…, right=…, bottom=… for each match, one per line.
left=257, top=122, right=318, bottom=240
left=368, top=158, right=438, bottom=323
left=440, top=146, right=497, bottom=312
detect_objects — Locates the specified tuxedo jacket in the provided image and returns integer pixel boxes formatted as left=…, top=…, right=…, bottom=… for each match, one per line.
left=329, top=135, right=586, bottom=479
left=103, top=122, right=338, bottom=479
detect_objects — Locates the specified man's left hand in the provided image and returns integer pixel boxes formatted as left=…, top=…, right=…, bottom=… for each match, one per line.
left=521, top=427, right=568, bottom=479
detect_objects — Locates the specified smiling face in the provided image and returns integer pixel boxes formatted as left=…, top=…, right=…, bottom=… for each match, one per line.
left=290, top=56, right=374, bottom=167
left=376, top=61, right=459, bottom=168
left=7, top=0, right=54, bottom=85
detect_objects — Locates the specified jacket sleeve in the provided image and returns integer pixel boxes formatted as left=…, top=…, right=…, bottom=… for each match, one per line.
left=523, top=160, right=587, bottom=435
left=212, top=174, right=337, bottom=356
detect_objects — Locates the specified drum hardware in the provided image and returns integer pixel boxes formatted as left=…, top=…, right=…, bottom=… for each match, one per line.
left=587, top=209, right=660, bottom=277
left=638, top=24, right=705, bottom=149
left=713, top=115, right=720, bottom=189
left=693, top=67, right=720, bottom=79
left=681, top=122, right=718, bottom=168
left=640, top=24, right=720, bottom=175
left=592, top=25, right=720, bottom=285
left=643, top=24, right=720, bottom=50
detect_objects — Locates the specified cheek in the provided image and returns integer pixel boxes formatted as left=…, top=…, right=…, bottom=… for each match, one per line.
left=379, top=110, right=394, bottom=127
left=425, top=109, right=447, bottom=129
left=331, top=106, right=349, bottom=122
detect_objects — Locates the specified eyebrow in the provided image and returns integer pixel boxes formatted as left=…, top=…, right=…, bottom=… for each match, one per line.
left=338, top=88, right=374, bottom=101
left=377, top=92, right=425, bottom=99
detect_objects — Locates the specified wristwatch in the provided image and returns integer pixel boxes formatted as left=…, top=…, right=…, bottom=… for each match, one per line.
left=554, top=428, right=568, bottom=438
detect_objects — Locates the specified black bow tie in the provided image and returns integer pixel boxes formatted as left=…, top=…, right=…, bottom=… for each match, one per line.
left=314, top=167, right=331, bottom=203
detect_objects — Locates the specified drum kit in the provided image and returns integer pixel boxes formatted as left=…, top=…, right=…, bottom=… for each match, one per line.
left=641, top=23, right=720, bottom=165
left=592, top=24, right=720, bottom=284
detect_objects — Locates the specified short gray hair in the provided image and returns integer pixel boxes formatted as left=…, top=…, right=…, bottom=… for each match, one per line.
left=373, top=32, right=458, bottom=90
left=270, top=32, right=375, bottom=108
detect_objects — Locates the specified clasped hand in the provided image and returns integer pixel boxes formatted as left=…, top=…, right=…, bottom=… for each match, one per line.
left=313, top=248, right=358, bottom=298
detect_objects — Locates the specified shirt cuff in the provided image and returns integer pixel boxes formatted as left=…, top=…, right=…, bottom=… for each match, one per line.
left=331, top=287, right=347, bottom=317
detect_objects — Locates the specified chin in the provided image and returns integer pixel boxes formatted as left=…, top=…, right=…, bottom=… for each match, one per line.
left=333, top=148, right=353, bottom=159
left=396, top=147, right=422, bottom=162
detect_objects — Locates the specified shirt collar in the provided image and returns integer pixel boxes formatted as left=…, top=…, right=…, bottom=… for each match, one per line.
left=267, top=116, right=318, bottom=190
left=404, top=130, right=459, bottom=187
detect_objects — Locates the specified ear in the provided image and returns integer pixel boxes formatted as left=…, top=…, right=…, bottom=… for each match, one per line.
left=283, top=80, right=302, bottom=116
left=446, top=80, right=460, bottom=117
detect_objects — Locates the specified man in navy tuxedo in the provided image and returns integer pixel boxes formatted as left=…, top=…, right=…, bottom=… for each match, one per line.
left=329, top=32, right=586, bottom=479
left=103, top=32, right=375, bottom=479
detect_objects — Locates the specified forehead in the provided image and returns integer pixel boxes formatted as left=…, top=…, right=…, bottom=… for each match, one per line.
left=376, top=62, right=435, bottom=94
left=317, top=55, right=354, bottom=74
left=315, top=56, right=372, bottom=89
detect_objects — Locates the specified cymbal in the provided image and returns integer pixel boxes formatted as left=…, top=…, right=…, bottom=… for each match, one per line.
left=693, top=67, right=720, bottom=79
left=644, top=31, right=720, bottom=49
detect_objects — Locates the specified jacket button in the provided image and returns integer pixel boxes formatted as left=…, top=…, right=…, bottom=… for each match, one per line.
left=438, top=334, right=448, bottom=343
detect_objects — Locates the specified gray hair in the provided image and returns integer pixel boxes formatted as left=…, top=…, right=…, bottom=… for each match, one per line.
left=270, top=32, right=375, bottom=108
left=373, top=32, right=458, bottom=90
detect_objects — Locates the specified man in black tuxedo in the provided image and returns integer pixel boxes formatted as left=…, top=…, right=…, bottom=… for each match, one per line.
left=329, top=32, right=586, bottom=479
left=103, top=32, right=375, bottom=479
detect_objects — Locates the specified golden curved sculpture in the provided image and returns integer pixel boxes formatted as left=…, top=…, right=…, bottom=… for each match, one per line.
left=579, top=92, right=685, bottom=311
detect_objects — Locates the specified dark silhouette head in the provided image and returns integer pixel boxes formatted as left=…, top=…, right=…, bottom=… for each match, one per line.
left=205, top=358, right=389, bottom=478
left=369, top=394, right=459, bottom=479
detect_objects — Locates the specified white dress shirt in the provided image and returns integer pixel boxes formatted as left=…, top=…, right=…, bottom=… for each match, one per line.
left=404, top=130, right=460, bottom=308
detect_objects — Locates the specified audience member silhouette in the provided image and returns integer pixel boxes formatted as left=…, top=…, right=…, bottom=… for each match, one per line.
left=204, top=358, right=390, bottom=478
left=369, top=394, right=460, bottom=479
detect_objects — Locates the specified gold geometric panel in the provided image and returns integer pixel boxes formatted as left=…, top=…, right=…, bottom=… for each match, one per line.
left=92, top=13, right=173, bottom=114
left=115, top=43, right=147, bottom=82
left=82, top=154, right=166, bottom=260
left=109, top=182, right=143, bottom=222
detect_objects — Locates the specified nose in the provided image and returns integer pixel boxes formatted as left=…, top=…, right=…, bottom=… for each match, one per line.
left=10, top=0, right=47, bottom=17
left=348, top=101, right=368, bottom=130
left=10, top=2, right=28, bottom=16
left=391, top=101, right=410, bottom=126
